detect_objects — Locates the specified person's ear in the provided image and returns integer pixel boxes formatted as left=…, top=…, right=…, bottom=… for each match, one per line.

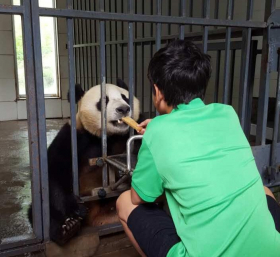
left=154, top=84, right=163, bottom=104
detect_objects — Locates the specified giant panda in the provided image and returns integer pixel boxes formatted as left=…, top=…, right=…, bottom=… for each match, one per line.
left=28, top=79, right=143, bottom=245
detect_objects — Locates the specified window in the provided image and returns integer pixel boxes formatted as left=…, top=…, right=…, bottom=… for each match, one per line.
left=13, top=0, right=59, bottom=98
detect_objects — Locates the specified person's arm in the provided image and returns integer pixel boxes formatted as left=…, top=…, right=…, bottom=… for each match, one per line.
left=137, top=119, right=152, bottom=135
left=131, top=137, right=164, bottom=204
left=131, top=187, right=146, bottom=205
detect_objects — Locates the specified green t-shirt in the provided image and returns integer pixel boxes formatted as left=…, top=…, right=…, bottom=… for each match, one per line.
left=132, top=98, right=280, bottom=257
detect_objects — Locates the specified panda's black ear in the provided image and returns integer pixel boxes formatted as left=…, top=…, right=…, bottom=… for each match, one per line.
left=67, top=84, right=85, bottom=103
left=116, top=78, right=129, bottom=91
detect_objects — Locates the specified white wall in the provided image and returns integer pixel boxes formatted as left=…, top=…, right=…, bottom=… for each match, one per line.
left=0, top=0, right=70, bottom=121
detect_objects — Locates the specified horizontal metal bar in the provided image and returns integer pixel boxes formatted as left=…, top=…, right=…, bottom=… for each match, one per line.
left=0, top=236, right=39, bottom=251
left=0, top=4, right=24, bottom=14
left=73, top=29, right=261, bottom=49
left=0, top=243, right=44, bottom=257
left=39, top=8, right=266, bottom=28
left=74, top=40, right=246, bottom=52
left=97, top=222, right=123, bottom=236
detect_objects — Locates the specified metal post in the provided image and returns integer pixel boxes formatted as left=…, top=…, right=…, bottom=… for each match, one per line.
left=229, top=49, right=236, bottom=105
left=222, top=0, right=233, bottom=104
left=189, top=0, right=193, bottom=32
left=214, top=0, right=219, bottom=29
left=214, top=50, right=221, bottom=102
left=238, top=0, right=253, bottom=129
left=271, top=49, right=280, bottom=167
left=179, top=0, right=186, bottom=40
left=141, top=0, right=145, bottom=115
left=22, top=0, right=44, bottom=242
left=256, top=0, right=275, bottom=145
left=156, top=0, right=162, bottom=51
left=30, top=0, right=49, bottom=241
left=128, top=0, right=134, bottom=137
left=99, top=0, right=108, bottom=187
left=202, top=0, right=210, bottom=53
left=67, top=0, right=79, bottom=196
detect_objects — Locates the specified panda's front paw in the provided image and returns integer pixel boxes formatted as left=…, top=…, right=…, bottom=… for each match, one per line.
left=55, top=218, right=81, bottom=245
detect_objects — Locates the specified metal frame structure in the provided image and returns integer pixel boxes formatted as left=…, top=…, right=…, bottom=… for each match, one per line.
left=0, top=0, right=280, bottom=256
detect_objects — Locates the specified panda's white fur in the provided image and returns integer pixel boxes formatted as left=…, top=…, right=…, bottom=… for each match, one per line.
left=75, top=84, right=140, bottom=137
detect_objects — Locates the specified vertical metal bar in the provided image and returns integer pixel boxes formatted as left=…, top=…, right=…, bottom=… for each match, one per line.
left=77, top=0, right=83, bottom=88
left=115, top=0, right=118, bottom=81
left=150, top=0, right=154, bottom=117
left=189, top=0, right=193, bottom=32
left=141, top=0, right=144, bottom=115
left=238, top=0, right=253, bottom=130
left=214, top=50, right=221, bottom=103
left=214, top=0, right=219, bottom=29
left=256, top=0, right=275, bottom=145
left=135, top=0, right=138, bottom=96
left=89, top=0, right=94, bottom=88
left=179, top=0, right=186, bottom=39
left=66, top=0, right=79, bottom=196
left=168, top=0, right=171, bottom=36
left=94, top=0, right=98, bottom=85
left=85, top=0, right=90, bottom=89
left=121, top=0, right=124, bottom=79
left=271, top=49, right=280, bottom=167
left=81, top=1, right=87, bottom=89
left=128, top=0, right=134, bottom=137
left=229, top=49, right=236, bottom=105
left=202, top=0, right=210, bottom=53
left=74, top=0, right=80, bottom=84
left=245, top=41, right=257, bottom=138
left=222, top=0, right=233, bottom=104
left=99, top=0, right=108, bottom=187
left=156, top=0, right=162, bottom=51
left=109, top=0, right=113, bottom=83
left=22, top=0, right=44, bottom=241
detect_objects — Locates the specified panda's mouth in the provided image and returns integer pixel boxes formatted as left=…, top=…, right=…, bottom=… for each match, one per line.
left=111, top=119, right=129, bottom=128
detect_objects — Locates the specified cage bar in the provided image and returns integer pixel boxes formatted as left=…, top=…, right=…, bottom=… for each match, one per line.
left=66, top=0, right=79, bottom=196
left=238, top=0, right=253, bottom=129
left=202, top=0, right=210, bottom=53
left=179, top=0, right=186, bottom=40
left=99, top=0, right=108, bottom=187
left=128, top=0, right=134, bottom=137
left=222, top=0, right=233, bottom=104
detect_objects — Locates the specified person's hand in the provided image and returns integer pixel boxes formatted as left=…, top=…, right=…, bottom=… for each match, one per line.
left=137, top=119, right=152, bottom=135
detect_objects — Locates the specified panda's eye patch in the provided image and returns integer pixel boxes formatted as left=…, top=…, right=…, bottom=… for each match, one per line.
left=121, top=94, right=129, bottom=104
left=96, top=95, right=109, bottom=111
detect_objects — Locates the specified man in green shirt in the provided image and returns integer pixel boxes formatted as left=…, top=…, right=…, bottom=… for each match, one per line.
left=116, top=40, right=280, bottom=257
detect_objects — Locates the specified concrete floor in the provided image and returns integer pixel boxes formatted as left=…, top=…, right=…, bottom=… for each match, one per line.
left=0, top=119, right=66, bottom=240
left=0, top=119, right=139, bottom=256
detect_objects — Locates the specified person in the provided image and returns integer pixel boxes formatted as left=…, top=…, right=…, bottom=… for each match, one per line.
left=116, top=40, right=280, bottom=257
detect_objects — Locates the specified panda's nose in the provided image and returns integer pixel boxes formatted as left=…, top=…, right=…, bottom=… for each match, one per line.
left=116, top=105, right=130, bottom=114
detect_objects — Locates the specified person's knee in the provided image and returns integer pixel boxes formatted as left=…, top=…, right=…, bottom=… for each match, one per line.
left=264, top=186, right=276, bottom=200
left=116, top=190, right=137, bottom=223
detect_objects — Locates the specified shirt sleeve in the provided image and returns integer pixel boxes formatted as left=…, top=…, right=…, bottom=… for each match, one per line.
left=131, top=138, right=164, bottom=202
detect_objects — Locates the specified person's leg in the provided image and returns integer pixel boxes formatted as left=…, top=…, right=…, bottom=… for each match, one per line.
left=264, top=186, right=276, bottom=200
left=117, top=190, right=181, bottom=257
left=116, top=190, right=146, bottom=257
left=264, top=186, right=280, bottom=232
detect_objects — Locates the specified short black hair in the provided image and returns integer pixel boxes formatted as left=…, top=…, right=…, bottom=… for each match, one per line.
left=147, top=40, right=211, bottom=107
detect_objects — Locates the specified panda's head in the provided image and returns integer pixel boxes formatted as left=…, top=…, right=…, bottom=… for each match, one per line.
left=71, top=79, right=140, bottom=137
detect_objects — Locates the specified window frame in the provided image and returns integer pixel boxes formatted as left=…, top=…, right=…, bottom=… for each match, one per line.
left=12, top=0, right=60, bottom=100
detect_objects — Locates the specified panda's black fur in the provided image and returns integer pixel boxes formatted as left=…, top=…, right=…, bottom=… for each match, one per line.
left=28, top=79, right=144, bottom=245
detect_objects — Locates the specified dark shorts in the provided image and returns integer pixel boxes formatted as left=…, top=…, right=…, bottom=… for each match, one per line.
left=127, top=196, right=280, bottom=257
